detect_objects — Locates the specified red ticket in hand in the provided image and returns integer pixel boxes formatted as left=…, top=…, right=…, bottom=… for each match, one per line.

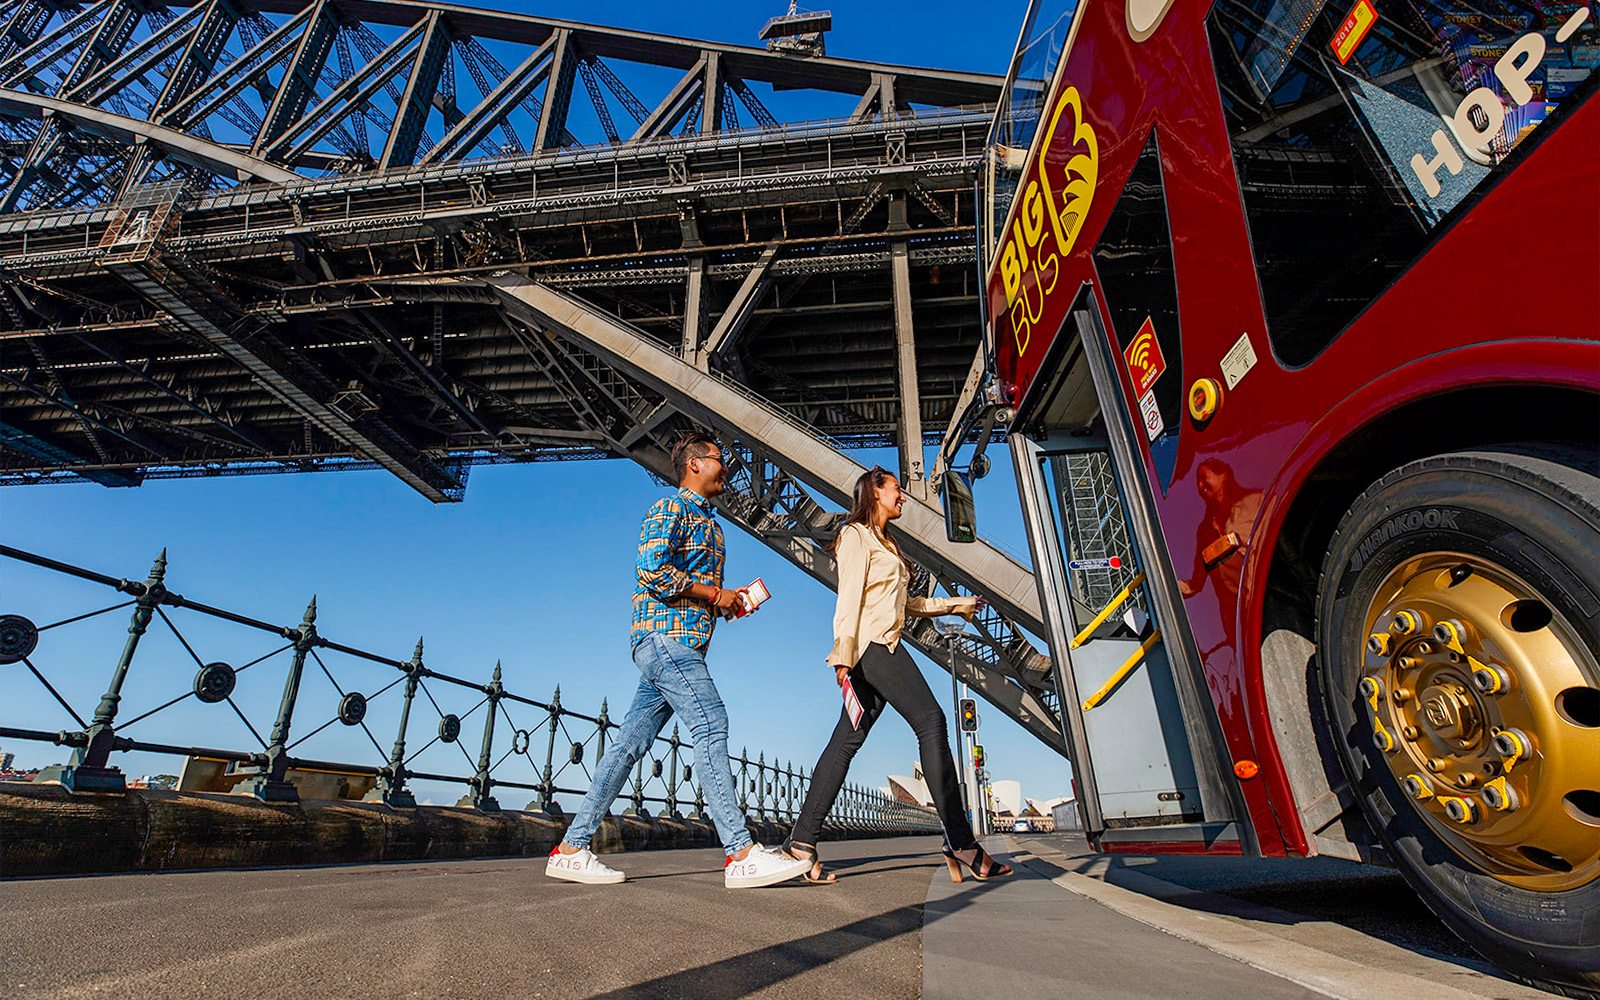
left=842, top=676, right=864, bottom=730
left=737, top=578, right=771, bottom=616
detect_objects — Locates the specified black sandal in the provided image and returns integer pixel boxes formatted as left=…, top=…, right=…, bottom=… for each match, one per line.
left=784, top=840, right=837, bottom=884
left=942, top=846, right=1013, bottom=883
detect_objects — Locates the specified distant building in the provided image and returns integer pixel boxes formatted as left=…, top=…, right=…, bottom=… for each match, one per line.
left=881, top=763, right=934, bottom=807
left=989, top=780, right=1023, bottom=817
left=129, top=775, right=179, bottom=790
left=0, top=746, right=41, bottom=783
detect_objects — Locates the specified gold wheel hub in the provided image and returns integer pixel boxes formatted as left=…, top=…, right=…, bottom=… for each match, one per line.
left=1359, top=553, right=1600, bottom=891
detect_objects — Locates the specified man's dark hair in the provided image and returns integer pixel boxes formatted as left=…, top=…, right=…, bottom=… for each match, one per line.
left=671, top=432, right=720, bottom=483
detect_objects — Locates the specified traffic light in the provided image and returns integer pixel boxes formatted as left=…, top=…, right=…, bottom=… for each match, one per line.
left=958, top=698, right=977, bottom=732
left=973, top=744, right=985, bottom=769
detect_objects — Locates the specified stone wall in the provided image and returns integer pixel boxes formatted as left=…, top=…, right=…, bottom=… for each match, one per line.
left=0, top=781, right=930, bottom=876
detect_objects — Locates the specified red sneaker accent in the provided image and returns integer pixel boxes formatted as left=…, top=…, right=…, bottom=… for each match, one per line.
left=724, top=855, right=733, bottom=868
left=551, top=845, right=561, bottom=857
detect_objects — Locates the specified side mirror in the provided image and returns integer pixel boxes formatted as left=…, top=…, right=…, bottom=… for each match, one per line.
left=943, top=470, right=977, bottom=543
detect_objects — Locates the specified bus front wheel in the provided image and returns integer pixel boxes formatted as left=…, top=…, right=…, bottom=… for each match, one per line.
left=1317, top=448, right=1600, bottom=997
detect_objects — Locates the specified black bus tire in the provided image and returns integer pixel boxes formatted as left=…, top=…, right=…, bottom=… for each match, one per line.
left=1317, top=448, right=1600, bottom=998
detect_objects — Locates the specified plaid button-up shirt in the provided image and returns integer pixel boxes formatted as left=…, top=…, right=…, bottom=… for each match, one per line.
left=631, top=488, right=726, bottom=651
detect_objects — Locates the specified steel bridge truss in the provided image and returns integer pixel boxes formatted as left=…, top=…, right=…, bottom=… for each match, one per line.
left=0, top=0, right=999, bottom=211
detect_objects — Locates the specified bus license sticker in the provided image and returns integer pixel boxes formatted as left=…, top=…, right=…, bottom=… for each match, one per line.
left=1125, top=316, right=1167, bottom=394
left=1221, top=332, right=1258, bottom=390
left=1331, top=0, right=1378, bottom=65
left=1139, top=389, right=1164, bottom=441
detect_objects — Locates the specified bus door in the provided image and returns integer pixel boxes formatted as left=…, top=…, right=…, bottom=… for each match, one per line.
left=1011, top=302, right=1253, bottom=854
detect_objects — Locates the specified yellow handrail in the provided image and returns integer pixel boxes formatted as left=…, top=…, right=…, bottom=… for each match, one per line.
left=1069, top=571, right=1146, bottom=649
left=1081, top=629, right=1162, bottom=711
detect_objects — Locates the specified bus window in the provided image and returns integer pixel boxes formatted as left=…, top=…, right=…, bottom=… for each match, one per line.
left=1091, top=133, right=1183, bottom=493
left=981, top=0, right=1082, bottom=272
left=1207, top=0, right=1598, bottom=366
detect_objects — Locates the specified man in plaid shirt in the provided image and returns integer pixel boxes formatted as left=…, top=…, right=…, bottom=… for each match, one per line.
left=548, top=432, right=808, bottom=889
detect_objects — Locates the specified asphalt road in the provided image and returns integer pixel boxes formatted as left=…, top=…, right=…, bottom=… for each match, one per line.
left=0, top=833, right=1567, bottom=999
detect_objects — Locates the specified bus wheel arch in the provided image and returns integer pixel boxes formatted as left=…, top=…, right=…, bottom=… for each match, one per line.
left=1255, top=384, right=1599, bottom=862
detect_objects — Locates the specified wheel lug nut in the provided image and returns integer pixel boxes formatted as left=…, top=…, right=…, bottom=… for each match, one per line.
left=1402, top=774, right=1432, bottom=800
left=1358, top=677, right=1382, bottom=700
left=1367, top=632, right=1392, bottom=655
left=1392, top=687, right=1412, bottom=703
left=1427, top=758, right=1445, bottom=772
left=1440, top=796, right=1477, bottom=824
left=1482, top=779, right=1519, bottom=812
left=1391, top=610, right=1420, bottom=635
left=1492, top=728, right=1531, bottom=768
left=1471, top=666, right=1509, bottom=694
left=1432, top=620, right=1459, bottom=645
left=1457, top=772, right=1478, bottom=788
left=1402, top=725, right=1419, bottom=739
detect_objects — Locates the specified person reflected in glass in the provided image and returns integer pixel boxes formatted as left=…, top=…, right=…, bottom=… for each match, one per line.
left=783, top=467, right=1013, bottom=884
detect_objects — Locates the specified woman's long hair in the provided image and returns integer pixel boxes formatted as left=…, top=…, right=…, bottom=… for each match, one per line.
left=827, top=466, right=915, bottom=573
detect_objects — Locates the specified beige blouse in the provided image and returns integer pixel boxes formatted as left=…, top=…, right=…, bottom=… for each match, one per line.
left=828, top=522, right=977, bottom=667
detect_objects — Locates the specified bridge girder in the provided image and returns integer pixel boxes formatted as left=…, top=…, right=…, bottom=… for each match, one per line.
left=0, top=0, right=1001, bottom=207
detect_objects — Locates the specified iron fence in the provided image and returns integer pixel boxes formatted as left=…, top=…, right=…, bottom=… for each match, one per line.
left=0, top=544, right=941, bottom=835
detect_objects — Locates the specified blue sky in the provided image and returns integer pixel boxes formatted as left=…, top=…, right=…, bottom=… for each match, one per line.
left=0, top=0, right=1075, bottom=815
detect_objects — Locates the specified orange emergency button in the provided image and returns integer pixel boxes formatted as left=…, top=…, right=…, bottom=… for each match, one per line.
left=1234, top=760, right=1260, bottom=780
left=1188, top=378, right=1222, bottom=422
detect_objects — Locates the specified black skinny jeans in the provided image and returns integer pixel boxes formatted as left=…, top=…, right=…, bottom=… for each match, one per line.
left=788, top=641, right=978, bottom=853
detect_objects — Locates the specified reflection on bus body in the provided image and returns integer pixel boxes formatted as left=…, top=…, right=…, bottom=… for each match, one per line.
left=1177, top=459, right=1263, bottom=603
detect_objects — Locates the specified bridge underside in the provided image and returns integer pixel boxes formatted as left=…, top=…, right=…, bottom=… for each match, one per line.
left=0, top=0, right=1065, bottom=753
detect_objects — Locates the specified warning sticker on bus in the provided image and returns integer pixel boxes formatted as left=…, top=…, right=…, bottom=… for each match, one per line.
left=1331, top=0, right=1378, bottom=65
left=1124, top=316, right=1167, bottom=395
left=1139, top=388, right=1165, bottom=441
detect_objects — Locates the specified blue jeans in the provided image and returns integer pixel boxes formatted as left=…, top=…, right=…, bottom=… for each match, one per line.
left=564, top=633, right=753, bottom=856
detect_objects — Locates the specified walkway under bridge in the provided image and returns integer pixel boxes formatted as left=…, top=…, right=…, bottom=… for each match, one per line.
left=0, top=0, right=1063, bottom=752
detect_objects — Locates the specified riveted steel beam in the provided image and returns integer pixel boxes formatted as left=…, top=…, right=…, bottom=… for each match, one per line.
left=252, top=0, right=338, bottom=155
left=379, top=10, right=451, bottom=169
left=531, top=27, right=574, bottom=152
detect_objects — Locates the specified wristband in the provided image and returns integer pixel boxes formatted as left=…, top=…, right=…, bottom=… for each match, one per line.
left=711, top=587, right=722, bottom=605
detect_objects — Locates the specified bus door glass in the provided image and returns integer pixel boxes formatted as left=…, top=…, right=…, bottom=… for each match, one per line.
left=1046, top=446, right=1207, bottom=831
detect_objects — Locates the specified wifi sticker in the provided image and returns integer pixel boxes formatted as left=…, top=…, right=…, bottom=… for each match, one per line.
left=1124, top=316, right=1167, bottom=395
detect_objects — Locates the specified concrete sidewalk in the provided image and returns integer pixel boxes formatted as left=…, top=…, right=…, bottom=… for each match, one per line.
left=922, top=841, right=1321, bottom=1000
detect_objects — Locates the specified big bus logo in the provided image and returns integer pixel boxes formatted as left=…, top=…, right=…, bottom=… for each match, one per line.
left=999, top=85, right=1099, bottom=358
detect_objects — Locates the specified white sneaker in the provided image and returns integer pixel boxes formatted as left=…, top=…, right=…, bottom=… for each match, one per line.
left=724, top=844, right=809, bottom=889
left=546, top=845, right=626, bottom=884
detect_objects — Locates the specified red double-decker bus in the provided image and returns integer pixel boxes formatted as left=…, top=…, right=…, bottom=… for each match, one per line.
left=947, top=0, right=1599, bottom=990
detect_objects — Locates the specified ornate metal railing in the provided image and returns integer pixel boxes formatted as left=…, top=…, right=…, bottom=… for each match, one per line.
left=0, top=544, right=940, bottom=835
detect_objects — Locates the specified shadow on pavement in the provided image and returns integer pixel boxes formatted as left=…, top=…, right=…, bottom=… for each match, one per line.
left=581, top=871, right=1007, bottom=999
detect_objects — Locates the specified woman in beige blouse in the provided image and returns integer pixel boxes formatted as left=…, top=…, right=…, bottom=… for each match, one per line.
left=782, top=467, right=1013, bottom=884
